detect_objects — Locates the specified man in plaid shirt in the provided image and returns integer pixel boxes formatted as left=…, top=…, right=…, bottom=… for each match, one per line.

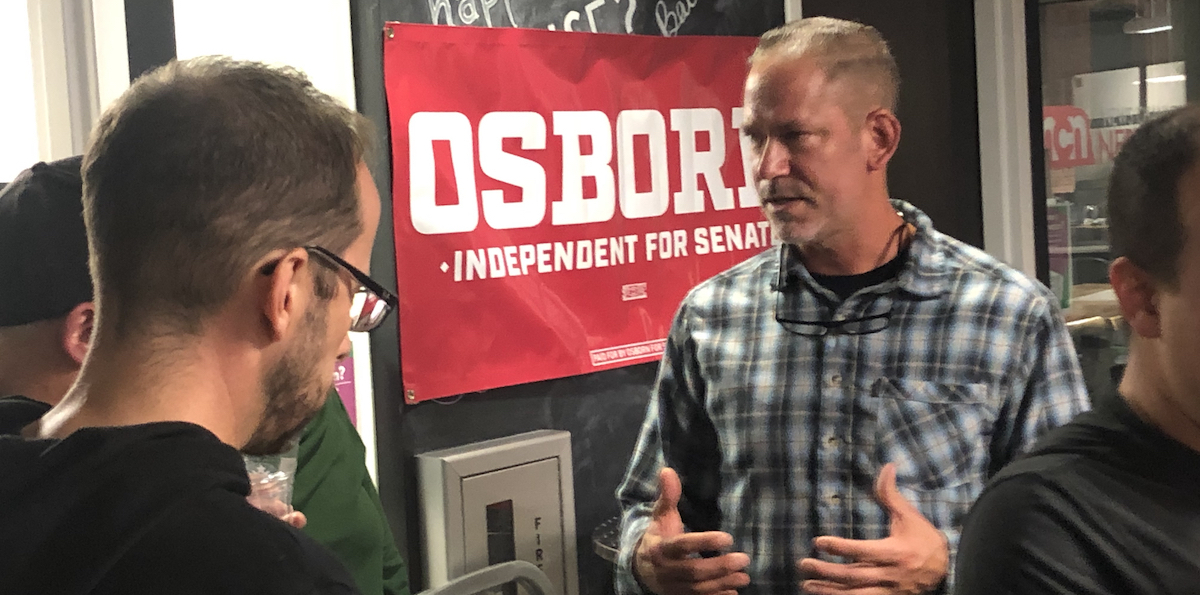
left=615, top=17, right=1088, bottom=595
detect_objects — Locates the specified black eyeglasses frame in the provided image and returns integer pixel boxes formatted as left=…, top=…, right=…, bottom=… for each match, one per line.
left=304, top=245, right=398, bottom=331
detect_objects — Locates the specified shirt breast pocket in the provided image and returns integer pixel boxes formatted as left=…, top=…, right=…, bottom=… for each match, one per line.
left=869, top=378, right=997, bottom=491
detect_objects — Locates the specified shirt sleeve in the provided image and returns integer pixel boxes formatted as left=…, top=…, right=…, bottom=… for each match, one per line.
left=989, top=297, right=1090, bottom=472
left=955, top=474, right=1105, bottom=595
left=613, top=303, right=720, bottom=595
left=368, top=474, right=411, bottom=595
left=296, top=390, right=412, bottom=595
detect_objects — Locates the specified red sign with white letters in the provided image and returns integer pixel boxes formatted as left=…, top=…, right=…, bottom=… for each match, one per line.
left=1043, top=105, right=1096, bottom=169
left=384, top=23, right=765, bottom=401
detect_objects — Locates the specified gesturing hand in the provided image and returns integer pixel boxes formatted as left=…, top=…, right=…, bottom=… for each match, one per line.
left=633, top=468, right=751, bottom=595
left=797, top=464, right=948, bottom=595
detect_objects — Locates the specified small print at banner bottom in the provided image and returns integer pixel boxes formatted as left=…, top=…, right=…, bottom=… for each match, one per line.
left=384, top=23, right=768, bottom=402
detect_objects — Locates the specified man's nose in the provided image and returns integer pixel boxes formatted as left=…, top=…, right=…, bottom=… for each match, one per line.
left=754, top=137, right=789, bottom=182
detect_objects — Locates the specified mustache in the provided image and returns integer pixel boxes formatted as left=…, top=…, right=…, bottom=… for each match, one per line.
left=758, top=180, right=813, bottom=203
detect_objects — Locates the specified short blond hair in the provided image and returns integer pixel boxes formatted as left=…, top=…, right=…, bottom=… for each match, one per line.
left=751, top=17, right=900, bottom=113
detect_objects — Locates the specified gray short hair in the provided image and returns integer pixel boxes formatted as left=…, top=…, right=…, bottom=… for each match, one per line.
left=751, top=17, right=900, bottom=113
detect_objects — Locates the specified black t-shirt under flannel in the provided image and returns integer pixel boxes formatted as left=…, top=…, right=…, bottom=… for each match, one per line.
left=808, top=247, right=908, bottom=301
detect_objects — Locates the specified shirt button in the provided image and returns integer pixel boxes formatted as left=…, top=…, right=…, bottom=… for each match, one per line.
left=825, top=435, right=839, bottom=446
left=827, top=374, right=842, bottom=387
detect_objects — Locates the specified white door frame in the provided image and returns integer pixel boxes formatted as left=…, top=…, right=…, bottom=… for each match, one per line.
left=975, top=0, right=1038, bottom=278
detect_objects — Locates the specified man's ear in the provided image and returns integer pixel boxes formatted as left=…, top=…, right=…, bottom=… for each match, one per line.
left=258, top=248, right=311, bottom=342
left=863, top=107, right=901, bottom=172
left=1110, top=256, right=1163, bottom=339
left=61, top=301, right=95, bottom=366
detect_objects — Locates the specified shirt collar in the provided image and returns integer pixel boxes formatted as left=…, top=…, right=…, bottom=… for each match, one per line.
left=772, top=199, right=951, bottom=298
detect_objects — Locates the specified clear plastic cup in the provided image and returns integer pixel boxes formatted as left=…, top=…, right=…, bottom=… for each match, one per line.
left=243, top=437, right=300, bottom=519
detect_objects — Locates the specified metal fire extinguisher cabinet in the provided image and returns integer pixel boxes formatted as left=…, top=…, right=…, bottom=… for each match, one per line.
left=417, top=430, right=579, bottom=595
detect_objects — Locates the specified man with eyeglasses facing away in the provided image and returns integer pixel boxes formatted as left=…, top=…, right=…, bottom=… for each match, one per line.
left=0, top=57, right=399, bottom=594
left=614, top=16, right=1089, bottom=595
left=0, top=156, right=410, bottom=595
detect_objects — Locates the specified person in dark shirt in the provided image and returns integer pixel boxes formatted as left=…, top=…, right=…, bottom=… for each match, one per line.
left=0, top=157, right=93, bottom=433
left=0, top=56, right=398, bottom=594
left=955, top=104, right=1200, bottom=594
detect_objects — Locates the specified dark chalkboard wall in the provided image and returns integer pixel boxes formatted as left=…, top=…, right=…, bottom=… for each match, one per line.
left=349, top=2, right=982, bottom=595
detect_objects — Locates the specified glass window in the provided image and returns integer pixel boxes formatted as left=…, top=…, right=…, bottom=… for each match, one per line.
left=0, top=1, right=40, bottom=182
left=1037, top=0, right=1189, bottom=399
left=1039, top=0, right=1187, bottom=322
left=173, top=0, right=357, bottom=109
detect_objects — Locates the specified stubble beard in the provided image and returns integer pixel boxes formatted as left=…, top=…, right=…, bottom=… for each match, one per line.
left=765, top=205, right=822, bottom=248
left=241, top=302, right=333, bottom=456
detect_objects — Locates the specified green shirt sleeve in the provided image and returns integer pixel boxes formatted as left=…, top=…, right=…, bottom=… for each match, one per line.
left=294, top=389, right=411, bottom=595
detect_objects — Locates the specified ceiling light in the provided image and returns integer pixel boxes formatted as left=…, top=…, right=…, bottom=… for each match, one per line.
left=1123, top=13, right=1172, bottom=34
left=1147, top=74, right=1186, bottom=83
left=1132, top=74, right=1187, bottom=85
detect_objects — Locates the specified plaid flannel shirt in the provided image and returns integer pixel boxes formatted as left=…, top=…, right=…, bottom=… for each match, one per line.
left=615, top=200, right=1089, bottom=595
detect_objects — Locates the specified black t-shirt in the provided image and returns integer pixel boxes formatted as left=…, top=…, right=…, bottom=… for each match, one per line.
left=0, top=420, right=361, bottom=594
left=955, top=391, right=1200, bottom=594
left=809, top=247, right=909, bottom=301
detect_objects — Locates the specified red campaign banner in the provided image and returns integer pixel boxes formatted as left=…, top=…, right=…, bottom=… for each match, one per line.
left=384, top=23, right=766, bottom=402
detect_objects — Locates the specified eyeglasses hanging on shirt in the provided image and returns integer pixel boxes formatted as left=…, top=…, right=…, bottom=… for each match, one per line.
left=773, top=246, right=894, bottom=337
left=774, top=292, right=893, bottom=337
